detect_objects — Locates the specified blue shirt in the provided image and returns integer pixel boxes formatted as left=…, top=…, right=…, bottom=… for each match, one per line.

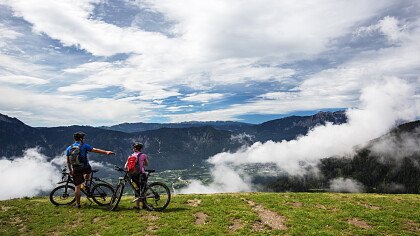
left=66, top=142, right=93, bottom=166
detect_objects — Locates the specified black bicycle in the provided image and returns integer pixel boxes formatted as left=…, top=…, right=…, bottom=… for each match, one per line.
left=49, top=168, right=114, bottom=206
left=109, top=166, right=171, bottom=211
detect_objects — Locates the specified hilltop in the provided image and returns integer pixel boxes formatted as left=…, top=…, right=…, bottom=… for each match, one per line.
left=0, top=193, right=419, bottom=235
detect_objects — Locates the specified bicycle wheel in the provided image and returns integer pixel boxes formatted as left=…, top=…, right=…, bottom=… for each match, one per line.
left=144, top=182, right=171, bottom=211
left=91, top=183, right=114, bottom=206
left=109, top=183, right=124, bottom=211
left=49, top=185, right=76, bottom=206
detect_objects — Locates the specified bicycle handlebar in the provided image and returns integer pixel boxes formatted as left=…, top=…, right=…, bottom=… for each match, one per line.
left=113, top=165, right=155, bottom=173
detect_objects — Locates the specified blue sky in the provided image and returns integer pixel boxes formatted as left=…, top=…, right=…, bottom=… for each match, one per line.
left=0, top=0, right=419, bottom=126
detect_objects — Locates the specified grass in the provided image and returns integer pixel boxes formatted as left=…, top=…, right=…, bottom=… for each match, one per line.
left=0, top=193, right=419, bottom=235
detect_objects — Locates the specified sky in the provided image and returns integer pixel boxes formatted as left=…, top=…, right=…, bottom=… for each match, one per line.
left=0, top=0, right=419, bottom=126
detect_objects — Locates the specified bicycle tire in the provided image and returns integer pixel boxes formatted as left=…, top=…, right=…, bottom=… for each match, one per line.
left=91, top=183, right=114, bottom=206
left=109, top=183, right=124, bottom=211
left=144, top=182, right=171, bottom=211
left=49, top=185, right=76, bottom=206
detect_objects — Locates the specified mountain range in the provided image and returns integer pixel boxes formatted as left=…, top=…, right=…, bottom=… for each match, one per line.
left=1, top=111, right=346, bottom=170
left=1, top=111, right=419, bottom=193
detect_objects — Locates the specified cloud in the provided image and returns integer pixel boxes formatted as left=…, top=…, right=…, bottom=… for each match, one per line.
left=328, top=177, right=364, bottom=193
left=0, top=148, right=60, bottom=200
left=178, top=163, right=252, bottom=194
left=2, top=0, right=172, bottom=57
left=0, top=75, right=48, bottom=85
left=0, top=22, right=22, bottom=40
left=181, top=93, right=225, bottom=103
left=1, top=0, right=418, bottom=127
left=354, top=16, right=407, bottom=42
left=179, top=77, right=420, bottom=193
left=0, top=85, right=164, bottom=126
left=370, top=126, right=420, bottom=161
left=165, top=15, right=420, bottom=123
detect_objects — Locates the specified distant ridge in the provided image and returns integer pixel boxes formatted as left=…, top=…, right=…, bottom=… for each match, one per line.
left=0, top=111, right=347, bottom=170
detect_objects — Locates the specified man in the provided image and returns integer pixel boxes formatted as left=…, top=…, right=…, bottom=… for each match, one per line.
left=125, top=143, right=149, bottom=209
left=66, top=131, right=114, bottom=208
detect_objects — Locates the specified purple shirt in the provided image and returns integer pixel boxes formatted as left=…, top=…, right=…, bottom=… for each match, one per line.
left=125, top=151, right=148, bottom=173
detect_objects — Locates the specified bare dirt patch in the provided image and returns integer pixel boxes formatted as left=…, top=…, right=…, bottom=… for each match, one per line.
left=405, top=220, right=420, bottom=233
left=315, top=204, right=327, bottom=210
left=330, top=207, right=340, bottom=212
left=148, top=215, right=160, bottom=221
left=187, top=199, right=202, bottom=207
left=92, top=217, right=102, bottom=223
left=359, top=203, right=381, bottom=210
left=348, top=218, right=372, bottom=229
left=147, top=225, right=159, bottom=232
left=246, top=200, right=287, bottom=230
left=252, top=221, right=266, bottom=232
left=228, top=218, right=243, bottom=232
left=289, top=202, right=303, bottom=207
left=1, top=206, right=12, bottom=212
left=194, top=212, right=208, bottom=225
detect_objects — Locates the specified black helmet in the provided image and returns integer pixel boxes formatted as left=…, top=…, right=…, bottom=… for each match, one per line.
left=73, top=132, right=85, bottom=141
left=133, top=143, right=143, bottom=151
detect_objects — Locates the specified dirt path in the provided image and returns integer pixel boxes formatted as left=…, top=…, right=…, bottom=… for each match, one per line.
left=244, top=199, right=287, bottom=230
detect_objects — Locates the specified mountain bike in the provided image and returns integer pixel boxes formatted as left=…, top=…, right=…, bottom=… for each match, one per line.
left=49, top=168, right=114, bottom=206
left=109, top=166, right=171, bottom=211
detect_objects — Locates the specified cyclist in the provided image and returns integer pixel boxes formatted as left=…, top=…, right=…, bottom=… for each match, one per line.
left=66, top=131, right=115, bottom=208
left=125, top=143, right=149, bottom=209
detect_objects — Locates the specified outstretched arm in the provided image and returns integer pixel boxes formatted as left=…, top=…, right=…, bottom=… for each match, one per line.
left=66, top=156, right=73, bottom=176
left=91, top=148, right=114, bottom=155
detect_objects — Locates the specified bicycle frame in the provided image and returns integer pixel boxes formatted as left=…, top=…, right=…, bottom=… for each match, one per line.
left=117, top=171, right=149, bottom=195
left=56, top=168, right=111, bottom=197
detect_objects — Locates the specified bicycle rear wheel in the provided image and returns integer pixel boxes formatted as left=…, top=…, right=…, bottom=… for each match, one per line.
left=91, top=183, right=114, bottom=206
left=144, top=182, right=171, bottom=211
left=49, top=185, right=76, bottom=206
left=109, top=183, right=124, bottom=211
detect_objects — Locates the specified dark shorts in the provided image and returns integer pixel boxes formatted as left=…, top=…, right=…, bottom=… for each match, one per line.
left=73, top=165, right=92, bottom=186
left=129, top=172, right=147, bottom=197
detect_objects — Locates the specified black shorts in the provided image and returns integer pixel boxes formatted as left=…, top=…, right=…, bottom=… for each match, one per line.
left=72, top=165, right=92, bottom=186
left=129, top=172, right=147, bottom=197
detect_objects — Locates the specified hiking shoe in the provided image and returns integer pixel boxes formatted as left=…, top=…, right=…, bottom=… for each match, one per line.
left=74, top=204, right=81, bottom=208
left=133, top=206, right=140, bottom=210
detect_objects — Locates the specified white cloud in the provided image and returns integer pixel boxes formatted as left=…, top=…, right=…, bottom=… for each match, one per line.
left=0, top=75, right=48, bottom=85
left=1, top=0, right=419, bottom=126
left=166, top=16, right=420, bottom=122
left=3, top=0, right=395, bottom=90
left=0, top=23, right=22, bottom=40
left=0, top=148, right=60, bottom=200
left=0, top=85, right=164, bottom=126
left=329, top=178, right=365, bottom=193
left=354, top=16, right=407, bottom=42
left=178, top=163, right=252, bottom=194
left=2, top=0, right=172, bottom=57
left=181, top=93, right=225, bottom=103
left=180, top=77, right=420, bottom=193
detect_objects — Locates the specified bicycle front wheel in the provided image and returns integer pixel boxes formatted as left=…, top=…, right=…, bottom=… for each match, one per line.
left=49, top=185, right=76, bottom=206
left=144, top=182, right=171, bottom=211
left=91, top=183, right=114, bottom=206
left=109, top=183, right=124, bottom=211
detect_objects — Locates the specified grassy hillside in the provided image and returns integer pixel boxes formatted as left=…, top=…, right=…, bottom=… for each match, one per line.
left=1, top=193, right=419, bottom=235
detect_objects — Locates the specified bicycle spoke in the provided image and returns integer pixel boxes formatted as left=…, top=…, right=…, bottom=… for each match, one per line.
left=144, top=182, right=170, bottom=211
